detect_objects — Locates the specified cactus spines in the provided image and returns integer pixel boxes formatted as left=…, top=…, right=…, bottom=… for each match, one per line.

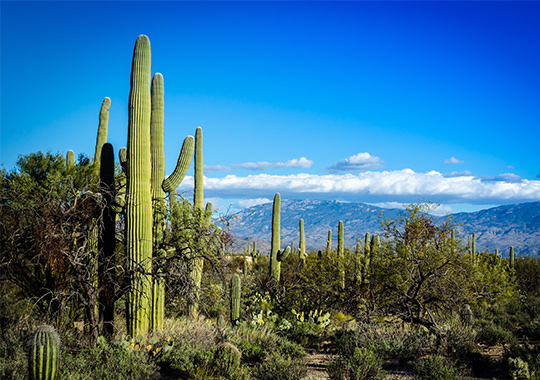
left=28, top=325, right=60, bottom=380
left=299, top=219, right=306, bottom=265
left=125, top=34, right=153, bottom=337
left=66, top=150, right=75, bottom=168
left=230, top=274, right=241, bottom=324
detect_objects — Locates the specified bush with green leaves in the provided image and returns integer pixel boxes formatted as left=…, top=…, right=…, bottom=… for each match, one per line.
left=251, top=353, right=307, bottom=380
left=414, top=355, right=463, bottom=380
left=327, top=347, right=382, bottom=380
left=508, top=357, right=531, bottom=380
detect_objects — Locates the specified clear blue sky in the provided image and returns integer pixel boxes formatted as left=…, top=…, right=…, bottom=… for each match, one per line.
left=2, top=1, right=539, bottom=214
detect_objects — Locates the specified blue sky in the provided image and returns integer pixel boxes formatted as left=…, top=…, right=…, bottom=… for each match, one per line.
left=2, top=1, right=539, bottom=215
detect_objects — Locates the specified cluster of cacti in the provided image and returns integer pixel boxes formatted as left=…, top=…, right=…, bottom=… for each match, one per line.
left=28, top=325, right=60, bottom=380
left=269, top=193, right=290, bottom=281
left=230, top=274, right=241, bottom=324
left=122, top=35, right=194, bottom=336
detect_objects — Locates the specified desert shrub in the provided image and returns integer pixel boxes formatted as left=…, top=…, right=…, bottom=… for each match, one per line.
left=166, top=340, right=215, bottom=377
left=414, top=355, right=462, bottom=380
left=331, top=322, right=433, bottom=364
left=251, top=353, right=307, bottom=380
left=508, top=357, right=531, bottom=380
left=477, top=321, right=517, bottom=346
left=327, top=347, right=382, bottom=380
left=0, top=328, right=28, bottom=380
left=60, top=338, right=156, bottom=380
left=237, top=339, right=266, bottom=363
left=214, top=342, right=242, bottom=379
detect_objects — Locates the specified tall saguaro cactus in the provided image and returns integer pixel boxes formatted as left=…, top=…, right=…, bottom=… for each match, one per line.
left=270, top=193, right=290, bottom=281
left=337, top=221, right=345, bottom=289
left=299, top=219, right=306, bottom=265
left=230, top=274, right=241, bottom=324
left=326, top=230, right=332, bottom=255
left=188, top=126, right=212, bottom=318
left=509, top=246, right=515, bottom=269
left=125, top=35, right=153, bottom=338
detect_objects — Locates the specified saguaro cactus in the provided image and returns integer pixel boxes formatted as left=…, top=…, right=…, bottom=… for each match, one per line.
left=230, top=274, right=241, bottom=324
left=270, top=193, right=290, bottom=281
left=326, top=230, right=332, bottom=254
left=471, top=233, right=476, bottom=263
left=510, top=246, right=515, bottom=269
left=299, top=219, right=306, bottom=265
left=125, top=35, right=154, bottom=338
left=188, top=126, right=212, bottom=318
left=66, top=150, right=75, bottom=168
left=337, top=221, right=345, bottom=289
left=28, top=325, right=60, bottom=380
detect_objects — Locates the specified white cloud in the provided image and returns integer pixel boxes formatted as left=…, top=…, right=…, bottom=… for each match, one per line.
left=370, top=201, right=453, bottom=216
left=444, top=157, right=465, bottom=164
left=204, top=157, right=313, bottom=172
left=326, top=153, right=385, bottom=173
left=177, top=169, right=540, bottom=205
left=236, top=198, right=272, bottom=209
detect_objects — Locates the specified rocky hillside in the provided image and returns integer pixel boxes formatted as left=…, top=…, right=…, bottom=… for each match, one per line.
left=227, top=200, right=540, bottom=257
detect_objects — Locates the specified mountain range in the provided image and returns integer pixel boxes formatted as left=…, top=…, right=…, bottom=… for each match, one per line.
left=226, top=199, right=540, bottom=257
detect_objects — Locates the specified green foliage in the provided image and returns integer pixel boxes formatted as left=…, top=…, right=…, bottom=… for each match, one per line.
left=60, top=336, right=156, bottom=380
left=214, top=342, right=242, bottom=379
left=0, top=328, right=28, bottom=380
left=251, top=354, right=307, bottom=380
left=328, top=347, right=382, bottom=380
left=414, top=355, right=463, bottom=380
left=508, top=357, right=531, bottom=380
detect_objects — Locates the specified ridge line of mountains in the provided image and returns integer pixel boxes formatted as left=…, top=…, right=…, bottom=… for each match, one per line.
left=226, top=200, right=540, bottom=257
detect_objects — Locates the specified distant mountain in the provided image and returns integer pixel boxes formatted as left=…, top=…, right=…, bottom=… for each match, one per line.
left=227, top=199, right=540, bottom=257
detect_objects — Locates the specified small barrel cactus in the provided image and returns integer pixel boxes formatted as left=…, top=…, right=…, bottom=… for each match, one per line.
left=28, top=325, right=60, bottom=380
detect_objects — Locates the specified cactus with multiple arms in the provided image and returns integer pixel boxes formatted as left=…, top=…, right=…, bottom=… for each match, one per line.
left=28, top=325, right=60, bottom=380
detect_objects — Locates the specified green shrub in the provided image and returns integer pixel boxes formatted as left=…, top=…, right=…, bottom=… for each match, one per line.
left=166, top=341, right=215, bottom=377
left=327, top=347, right=381, bottom=380
left=214, top=342, right=242, bottom=379
left=508, top=357, right=531, bottom=380
left=60, top=338, right=156, bottom=380
left=251, top=354, right=307, bottom=380
left=414, top=355, right=462, bottom=380
left=477, top=322, right=516, bottom=346
left=0, top=329, right=28, bottom=380
left=237, top=339, right=266, bottom=363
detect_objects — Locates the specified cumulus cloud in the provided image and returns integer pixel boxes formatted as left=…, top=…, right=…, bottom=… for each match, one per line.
left=177, top=169, right=540, bottom=205
left=236, top=198, right=272, bottom=208
left=443, top=170, right=474, bottom=178
left=370, top=201, right=453, bottom=216
left=204, top=157, right=313, bottom=172
left=326, top=153, right=385, bottom=173
left=444, top=157, right=465, bottom=164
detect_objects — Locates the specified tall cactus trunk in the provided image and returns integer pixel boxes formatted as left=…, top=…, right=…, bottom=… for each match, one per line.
left=337, top=221, right=345, bottom=289
left=189, top=126, right=206, bottom=318
left=98, top=143, right=116, bottom=337
left=299, top=219, right=306, bottom=265
left=270, top=193, right=281, bottom=281
left=150, top=73, right=166, bottom=331
left=230, top=274, right=241, bottom=324
left=326, top=230, right=332, bottom=255
left=125, top=35, right=153, bottom=338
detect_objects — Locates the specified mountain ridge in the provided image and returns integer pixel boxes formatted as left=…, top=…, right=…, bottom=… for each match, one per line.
left=227, top=199, right=540, bottom=257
